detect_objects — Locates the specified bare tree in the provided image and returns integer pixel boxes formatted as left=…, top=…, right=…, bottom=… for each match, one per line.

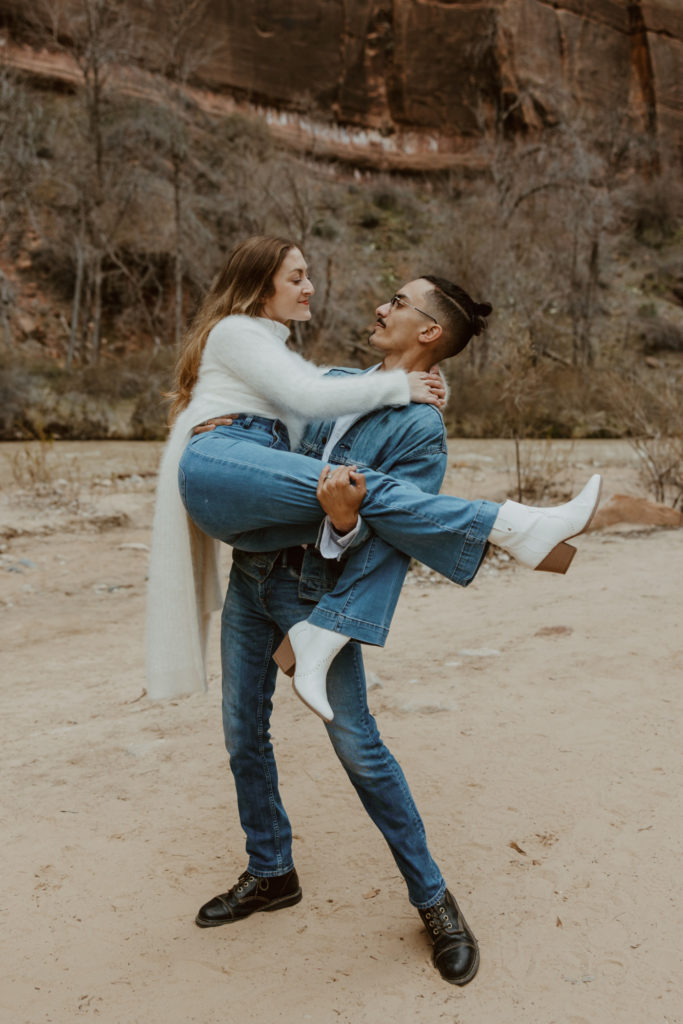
left=141, top=0, right=223, bottom=348
left=28, top=0, right=134, bottom=363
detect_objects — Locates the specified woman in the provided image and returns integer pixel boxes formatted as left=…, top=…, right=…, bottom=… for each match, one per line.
left=147, top=237, right=444, bottom=704
left=146, top=235, right=601, bottom=720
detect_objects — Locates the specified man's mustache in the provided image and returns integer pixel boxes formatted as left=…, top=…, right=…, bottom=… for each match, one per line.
left=374, top=316, right=386, bottom=330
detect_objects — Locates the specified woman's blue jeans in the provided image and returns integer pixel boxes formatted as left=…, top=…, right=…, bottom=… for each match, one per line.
left=222, top=557, right=447, bottom=908
left=178, top=418, right=498, bottom=642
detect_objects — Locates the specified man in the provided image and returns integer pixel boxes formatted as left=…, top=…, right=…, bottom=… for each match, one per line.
left=192, top=275, right=487, bottom=986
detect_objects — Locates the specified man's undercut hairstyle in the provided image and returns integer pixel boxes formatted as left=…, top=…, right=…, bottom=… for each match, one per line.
left=422, top=275, right=492, bottom=358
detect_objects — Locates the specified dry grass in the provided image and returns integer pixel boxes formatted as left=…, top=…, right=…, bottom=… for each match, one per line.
left=508, top=439, right=576, bottom=504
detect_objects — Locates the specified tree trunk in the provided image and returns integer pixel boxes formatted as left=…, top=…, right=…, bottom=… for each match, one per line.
left=173, top=156, right=183, bottom=349
left=67, top=237, right=85, bottom=368
left=570, top=224, right=581, bottom=367
left=90, top=253, right=103, bottom=365
left=0, top=270, right=13, bottom=348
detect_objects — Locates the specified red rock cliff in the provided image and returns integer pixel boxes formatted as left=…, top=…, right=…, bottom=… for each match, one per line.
left=2, top=0, right=680, bottom=170
left=192, top=0, right=681, bottom=165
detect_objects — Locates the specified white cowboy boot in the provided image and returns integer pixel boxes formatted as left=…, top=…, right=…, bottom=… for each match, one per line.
left=273, top=620, right=349, bottom=722
left=488, top=474, right=602, bottom=573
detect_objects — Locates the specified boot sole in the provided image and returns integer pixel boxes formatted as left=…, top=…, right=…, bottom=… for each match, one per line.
left=291, top=679, right=333, bottom=724
left=195, top=888, right=303, bottom=928
left=534, top=476, right=603, bottom=574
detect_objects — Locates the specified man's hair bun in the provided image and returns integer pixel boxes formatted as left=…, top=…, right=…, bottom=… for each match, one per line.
left=471, top=301, right=492, bottom=335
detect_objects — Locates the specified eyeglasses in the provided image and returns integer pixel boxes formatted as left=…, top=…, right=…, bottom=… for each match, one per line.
left=389, top=294, right=438, bottom=325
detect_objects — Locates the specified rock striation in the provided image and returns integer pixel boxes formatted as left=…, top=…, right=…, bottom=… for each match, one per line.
left=196, top=0, right=681, bottom=168
left=1, top=0, right=680, bottom=170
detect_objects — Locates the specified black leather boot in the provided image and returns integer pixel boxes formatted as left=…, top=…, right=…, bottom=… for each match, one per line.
left=195, top=868, right=302, bottom=928
left=419, top=889, right=480, bottom=985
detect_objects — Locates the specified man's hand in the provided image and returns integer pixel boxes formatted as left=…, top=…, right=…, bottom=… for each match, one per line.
left=192, top=415, right=237, bottom=435
left=317, top=464, right=367, bottom=533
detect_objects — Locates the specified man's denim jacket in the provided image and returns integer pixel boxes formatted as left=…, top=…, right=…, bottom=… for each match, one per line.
left=232, top=367, right=448, bottom=602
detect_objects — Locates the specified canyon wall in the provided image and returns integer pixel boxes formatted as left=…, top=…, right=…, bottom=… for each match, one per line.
left=196, top=0, right=681, bottom=167
left=1, top=0, right=680, bottom=170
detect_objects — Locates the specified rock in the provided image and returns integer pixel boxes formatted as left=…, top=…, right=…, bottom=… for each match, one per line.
left=117, top=542, right=149, bottom=551
left=177, top=0, right=681, bottom=169
left=16, top=312, right=37, bottom=336
left=590, top=494, right=683, bottom=530
left=457, top=648, right=502, bottom=657
left=366, top=670, right=383, bottom=691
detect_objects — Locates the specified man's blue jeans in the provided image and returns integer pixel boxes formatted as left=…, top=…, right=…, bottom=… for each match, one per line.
left=222, top=557, right=447, bottom=908
left=178, top=418, right=498, bottom=643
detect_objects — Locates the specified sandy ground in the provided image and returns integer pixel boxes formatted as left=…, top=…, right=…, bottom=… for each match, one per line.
left=1, top=439, right=681, bottom=1024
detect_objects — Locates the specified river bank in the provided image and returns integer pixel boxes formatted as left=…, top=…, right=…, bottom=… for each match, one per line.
left=1, top=440, right=680, bottom=1024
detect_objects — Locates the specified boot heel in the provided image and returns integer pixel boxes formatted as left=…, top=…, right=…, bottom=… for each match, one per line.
left=535, top=541, right=577, bottom=574
left=273, top=636, right=296, bottom=676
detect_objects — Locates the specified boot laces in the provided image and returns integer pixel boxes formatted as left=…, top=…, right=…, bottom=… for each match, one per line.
left=233, top=871, right=256, bottom=896
left=424, top=900, right=457, bottom=938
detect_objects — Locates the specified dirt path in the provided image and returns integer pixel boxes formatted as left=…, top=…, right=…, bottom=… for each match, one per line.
left=1, top=440, right=680, bottom=1024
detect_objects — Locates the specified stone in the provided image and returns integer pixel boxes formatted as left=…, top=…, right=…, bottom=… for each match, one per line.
left=16, top=312, right=37, bottom=336
left=365, top=670, right=383, bottom=691
left=590, top=493, right=683, bottom=530
left=457, top=647, right=502, bottom=657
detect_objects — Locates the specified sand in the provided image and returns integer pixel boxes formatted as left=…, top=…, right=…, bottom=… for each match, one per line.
left=1, top=439, right=681, bottom=1024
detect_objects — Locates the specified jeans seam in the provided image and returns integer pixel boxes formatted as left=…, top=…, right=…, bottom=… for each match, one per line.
left=449, top=500, right=497, bottom=582
left=411, top=880, right=448, bottom=910
left=335, top=533, right=377, bottom=616
left=308, top=608, right=388, bottom=642
left=346, top=652, right=445, bottom=906
left=184, top=448, right=297, bottom=479
left=254, top=588, right=285, bottom=874
left=362, top=490, right=492, bottom=583
left=246, top=864, right=295, bottom=879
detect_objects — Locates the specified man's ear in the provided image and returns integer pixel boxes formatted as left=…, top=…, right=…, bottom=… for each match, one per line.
left=418, top=323, right=443, bottom=346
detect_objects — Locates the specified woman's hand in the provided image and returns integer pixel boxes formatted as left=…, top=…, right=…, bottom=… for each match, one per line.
left=407, top=370, right=446, bottom=408
left=192, top=415, right=236, bottom=435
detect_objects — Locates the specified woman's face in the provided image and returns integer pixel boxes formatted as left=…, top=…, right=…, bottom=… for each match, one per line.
left=261, top=247, right=314, bottom=323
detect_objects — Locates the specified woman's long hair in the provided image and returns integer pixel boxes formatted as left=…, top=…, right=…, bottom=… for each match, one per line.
left=167, top=235, right=297, bottom=422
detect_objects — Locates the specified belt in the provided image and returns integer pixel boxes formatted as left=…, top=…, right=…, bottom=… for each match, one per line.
left=275, top=545, right=306, bottom=572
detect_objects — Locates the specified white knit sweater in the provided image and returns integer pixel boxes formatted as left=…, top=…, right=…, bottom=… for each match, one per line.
left=145, top=315, right=410, bottom=700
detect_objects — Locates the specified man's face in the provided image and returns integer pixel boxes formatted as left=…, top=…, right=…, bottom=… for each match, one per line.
left=369, top=278, right=436, bottom=357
